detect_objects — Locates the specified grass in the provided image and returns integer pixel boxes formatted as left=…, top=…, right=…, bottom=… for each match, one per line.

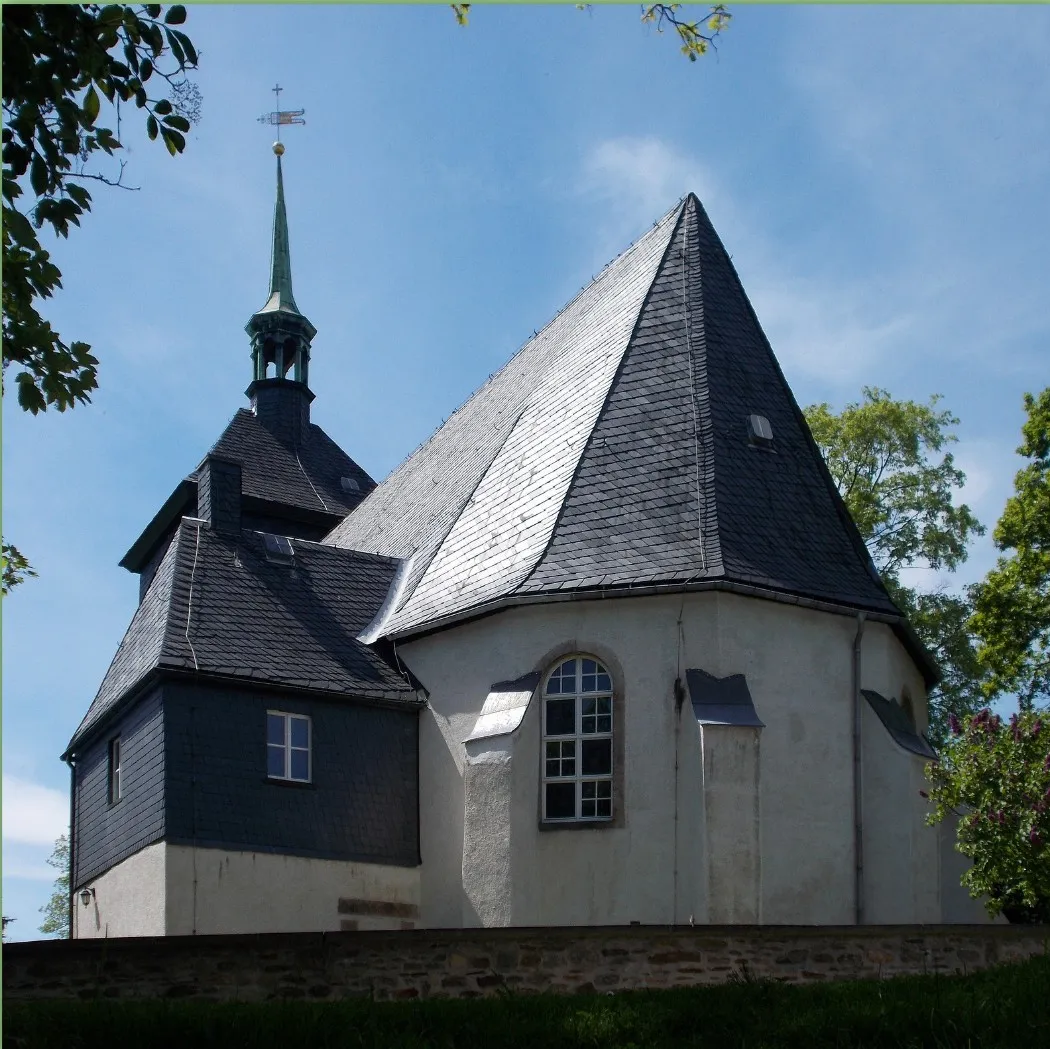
left=4, top=955, right=1048, bottom=1049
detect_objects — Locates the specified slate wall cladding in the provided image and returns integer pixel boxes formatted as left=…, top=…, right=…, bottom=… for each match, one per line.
left=240, top=513, right=330, bottom=542
left=250, top=382, right=312, bottom=447
left=73, top=689, right=165, bottom=888
left=162, top=681, right=419, bottom=866
left=4, top=925, right=1046, bottom=1002
left=139, top=523, right=188, bottom=603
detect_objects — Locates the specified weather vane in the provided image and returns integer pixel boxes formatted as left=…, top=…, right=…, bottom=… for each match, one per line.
left=257, top=83, right=305, bottom=155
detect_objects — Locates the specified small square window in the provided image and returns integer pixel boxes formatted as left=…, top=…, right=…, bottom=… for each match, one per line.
left=267, top=711, right=311, bottom=783
left=107, top=737, right=122, bottom=804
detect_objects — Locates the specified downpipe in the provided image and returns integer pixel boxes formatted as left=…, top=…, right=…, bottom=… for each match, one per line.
left=852, top=612, right=866, bottom=926
left=64, top=756, right=76, bottom=939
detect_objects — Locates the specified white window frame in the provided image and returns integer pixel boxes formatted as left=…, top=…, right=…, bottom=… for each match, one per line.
left=541, top=655, right=614, bottom=823
left=267, top=710, right=312, bottom=783
left=108, top=737, right=123, bottom=804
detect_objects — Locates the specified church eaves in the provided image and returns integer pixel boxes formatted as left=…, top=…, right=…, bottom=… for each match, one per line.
left=329, top=195, right=923, bottom=669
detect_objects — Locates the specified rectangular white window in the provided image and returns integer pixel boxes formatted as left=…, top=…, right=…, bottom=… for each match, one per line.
left=267, top=711, right=311, bottom=783
left=108, top=737, right=122, bottom=804
left=542, top=657, right=613, bottom=822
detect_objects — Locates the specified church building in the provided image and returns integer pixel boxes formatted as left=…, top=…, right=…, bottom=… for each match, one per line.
left=64, top=144, right=974, bottom=938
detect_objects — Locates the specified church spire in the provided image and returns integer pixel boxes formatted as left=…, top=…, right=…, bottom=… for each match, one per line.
left=261, top=145, right=300, bottom=316
left=245, top=141, right=317, bottom=444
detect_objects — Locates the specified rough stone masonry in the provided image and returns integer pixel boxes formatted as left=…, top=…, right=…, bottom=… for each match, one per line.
left=4, top=924, right=1047, bottom=1002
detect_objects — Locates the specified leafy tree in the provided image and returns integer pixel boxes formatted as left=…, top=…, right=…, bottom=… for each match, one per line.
left=38, top=834, right=71, bottom=938
left=453, top=3, right=733, bottom=60
left=804, top=387, right=987, bottom=745
left=2, top=542, right=38, bottom=596
left=2, top=4, right=201, bottom=589
left=923, top=708, right=1050, bottom=923
left=971, top=389, right=1050, bottom=710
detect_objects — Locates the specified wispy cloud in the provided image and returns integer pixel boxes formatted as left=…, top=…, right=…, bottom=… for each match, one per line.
left=3, top=863, right=59, bottom=883
left=581, top=136, right=720, bottom=238
left=2, top=776, right=68, bottom=847
left=783, top=6, right=1050, bottom=380
left=578, top=135, right=917, bottom=385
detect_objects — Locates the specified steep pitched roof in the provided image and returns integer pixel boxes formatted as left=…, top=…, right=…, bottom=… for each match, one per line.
left=70, top=521, right=418, bottom=756
left=328, top=195, right=900, bottom=641
left=207, top=409, right=373, bottom=518
left=121, top=410, right=375, bottom=572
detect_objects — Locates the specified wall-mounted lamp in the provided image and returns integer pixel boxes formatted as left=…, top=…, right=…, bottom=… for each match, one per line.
left=79, top=887, right=95, bottom=907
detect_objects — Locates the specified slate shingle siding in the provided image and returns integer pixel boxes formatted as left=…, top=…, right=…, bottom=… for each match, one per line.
left=207, top=409, right=374, bottom=519
left=70, top=523, right=417, bottom=756
left=250, top=383, right=311, bottom=449
left=524, top=207, right=723, bottom=589
left=240, top=513, right=330, bottom=543
left=139, top=527, right=183, bottom=603
left=197, top=457, right=242, bottom=536
left=329, top=194, right=898, bottom=634
left=73, top=689, right=165, bottom=888
left=163, top=682, right=419, bottom=867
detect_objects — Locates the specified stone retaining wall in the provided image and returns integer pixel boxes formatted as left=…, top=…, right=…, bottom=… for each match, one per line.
left=3, top=925, right=1047, bottom=1002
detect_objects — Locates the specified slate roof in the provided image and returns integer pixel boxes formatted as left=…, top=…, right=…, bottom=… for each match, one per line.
left=329, top=195, right=902, bottom=640
left=121, top=409, right=375, bottom=572
left=687, top=669, right=765, bottom=728
left=862, top=690, right=937, bottom=759
left=69, top=521, right=419, bottom=756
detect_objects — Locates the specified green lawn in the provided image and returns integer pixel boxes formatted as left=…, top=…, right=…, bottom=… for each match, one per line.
left=5, top=955, right=1048, bottom=1049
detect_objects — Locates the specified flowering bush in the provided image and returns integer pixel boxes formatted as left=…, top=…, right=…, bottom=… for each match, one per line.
left=924, top=707, right=1050, bottom=923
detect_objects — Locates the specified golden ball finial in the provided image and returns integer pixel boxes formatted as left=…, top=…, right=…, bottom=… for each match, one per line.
left=273, top=141, right=285, bottom=156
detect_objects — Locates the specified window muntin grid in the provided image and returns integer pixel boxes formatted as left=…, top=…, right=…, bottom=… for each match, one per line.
left=542, top=657, right=613, bottom=822
left=267, top=711, right=312, bottom=783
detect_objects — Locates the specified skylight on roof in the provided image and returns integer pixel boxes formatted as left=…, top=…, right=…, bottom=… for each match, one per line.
left=340, top=476, right=361, bottom=493
left=747, top=414, right=774, bottom=451
left=263, top=533, right=295, bottom=563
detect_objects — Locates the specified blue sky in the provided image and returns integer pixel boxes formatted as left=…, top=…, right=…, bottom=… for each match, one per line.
left=2, top=4, right=1048, bottom=940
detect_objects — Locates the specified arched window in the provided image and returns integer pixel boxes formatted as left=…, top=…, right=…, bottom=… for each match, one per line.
left=542, top=655, right=614, bottom=822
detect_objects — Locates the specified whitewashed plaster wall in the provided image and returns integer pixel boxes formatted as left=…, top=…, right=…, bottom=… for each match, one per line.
left=859, top=617, right=944, bottom=924
left=400, top=590, right=940, bottom=929
left=73, top=840, right=166, bottom=939
left=700, top=726, right=762, bottom=923
left=164, top=846, right=420, bottom=935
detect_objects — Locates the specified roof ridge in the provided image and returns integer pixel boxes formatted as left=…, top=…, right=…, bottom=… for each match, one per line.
left=689, top=196, right=893, bottom=608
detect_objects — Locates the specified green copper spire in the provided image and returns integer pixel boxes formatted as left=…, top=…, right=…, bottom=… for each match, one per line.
left=260, top=148, right=300, bottom=316
left=246, top=143, right=316, bottom=389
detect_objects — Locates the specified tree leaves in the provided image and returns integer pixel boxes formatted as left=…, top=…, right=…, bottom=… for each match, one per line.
left=805, top=388, right=984, bottom=581
left=83, top=84, right=100, bottom=124
left=38, top=835, right=70, bottom=937
left=2, top=542, right=38, bottom=596
left=924, top=709, right=1050, bottom=923
left=641, top=4, right=731, bottom=61
left=972, top=389, right=1050, bottom=709
left=2, top=4, right=201, bottom=420
left=805, top=388, right=987, bottom=744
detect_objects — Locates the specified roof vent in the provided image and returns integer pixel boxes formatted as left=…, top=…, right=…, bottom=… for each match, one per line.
left=340, top=476, right=361, bottom=493
left=262, top=532, right=295, bottom=564
left=747, top=414, right=774, bottom=450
